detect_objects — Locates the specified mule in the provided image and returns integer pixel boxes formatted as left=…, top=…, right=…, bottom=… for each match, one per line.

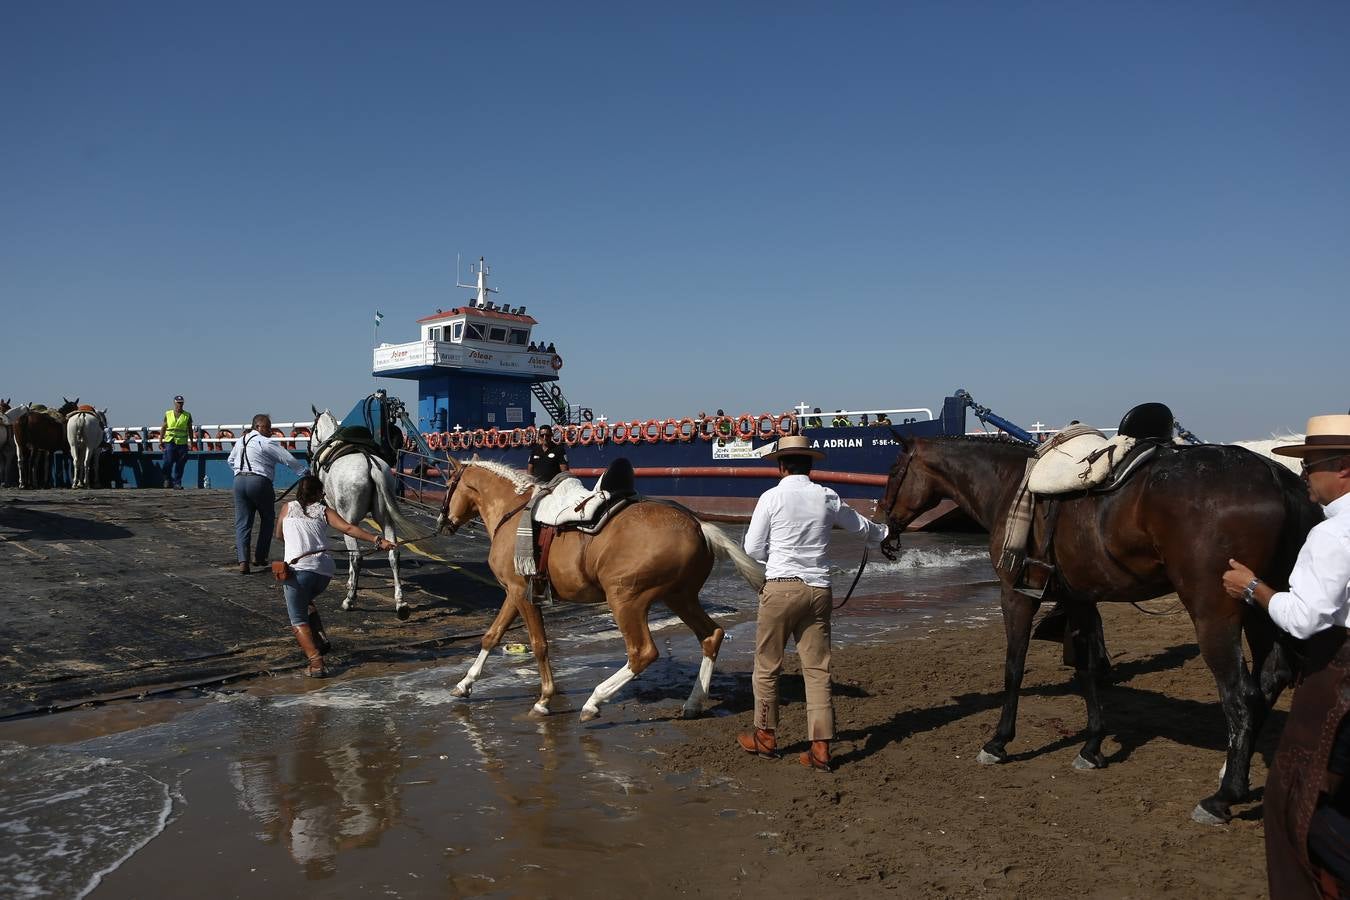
left=12, top=398, right=78, bottom=488
left=434, top=457, right=765, bottom=720
left=66, top=407, right=105, bottom=489
left=876, top=435, right=1321, bottom=824
left=311, top=409, right=417, bottom=618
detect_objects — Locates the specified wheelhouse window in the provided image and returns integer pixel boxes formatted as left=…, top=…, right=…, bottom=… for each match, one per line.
left=487, top=325, right=508, bottom=343
left=450, top=321, right=464, bottom=342
left=429, top=326, right=443, bottom=342
left=465, top=322, right=486, bottom=341
left=508, top=328, right=528, bottom=346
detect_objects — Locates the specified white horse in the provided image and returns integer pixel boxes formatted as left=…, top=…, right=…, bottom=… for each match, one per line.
left=311, top=408, right=418, bottom=619
left=1233, top=435, right=1302, bottom=474
left=0, top=399, right=16, bottom=486
left=66, top=408, right=104, bottom=489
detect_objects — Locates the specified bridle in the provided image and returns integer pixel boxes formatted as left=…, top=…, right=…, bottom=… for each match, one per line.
left=877, top=450, right=914, bottom=560
left=438, top=464, right=467, bottom=534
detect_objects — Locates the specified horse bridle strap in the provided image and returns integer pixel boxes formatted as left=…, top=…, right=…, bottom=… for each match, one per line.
left=833, top=546, right=869, bottom=611
left=438, top=466, right=467, bottom=534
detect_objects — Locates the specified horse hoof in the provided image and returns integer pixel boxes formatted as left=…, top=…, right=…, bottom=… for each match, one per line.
left=1191, top=803, right=1230, bottom=826
left=450, top=684, right=470, bottom=698
left=396, top=605, right=411, bottom=621
left=340, top=600, right=352, bottom=611
left=681, top=706, right=702, bottom=720
left=580, top=706, right=600, bottom=723
left=530, top=702, right=550, bottom=717
left=1072, top=754, right=1103, bottom=771
left=976, top=749, right=1004, bottom=766
left=1218, top=761, right=1227, bottom=779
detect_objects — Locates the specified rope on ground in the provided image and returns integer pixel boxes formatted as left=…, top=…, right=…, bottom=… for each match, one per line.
left=1131, top=598, right=1183, bottom=616
left=358, top=517, right=499, bottom=588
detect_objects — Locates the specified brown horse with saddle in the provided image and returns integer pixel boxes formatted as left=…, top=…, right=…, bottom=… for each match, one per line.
left=876, top=403, right=1322, bottom=825
left=434, top=455, right=765, bottom=721
left=10, top=398, right=80, bottom=488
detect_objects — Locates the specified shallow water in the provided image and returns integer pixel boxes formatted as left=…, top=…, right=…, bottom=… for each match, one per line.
left=0, top=531, right=1001, bottom=898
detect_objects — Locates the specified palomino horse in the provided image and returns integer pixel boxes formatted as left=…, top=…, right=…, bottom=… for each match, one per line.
left=311, top=409, right=417, bottom=618
left=66, top=406, right=105, bottom=489
left=434, top=457, right=765, bottom=721
left=877, top=435, right=1321, bottom=825
left=12, top=398, right=79, bottom=488
left=0, top=399, right=16, bottom=486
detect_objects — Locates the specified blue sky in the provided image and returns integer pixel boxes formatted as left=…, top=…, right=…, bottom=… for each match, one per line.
left=2, top=2, right=1345, bottom=439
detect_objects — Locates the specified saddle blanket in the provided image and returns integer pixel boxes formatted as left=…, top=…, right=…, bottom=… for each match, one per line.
left=533, top=475, right=613, bottom=527
left=1027, top=432, right=1137, bottom=494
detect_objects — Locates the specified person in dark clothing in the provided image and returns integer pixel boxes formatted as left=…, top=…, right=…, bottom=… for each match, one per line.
left=527, top=425, right=570, bottom=482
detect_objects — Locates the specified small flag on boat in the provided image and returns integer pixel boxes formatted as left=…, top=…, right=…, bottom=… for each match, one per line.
left=374, top=311, right=384, bottom=327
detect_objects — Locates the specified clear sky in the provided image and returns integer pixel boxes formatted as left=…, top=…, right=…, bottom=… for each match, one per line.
left=3, top=2, right=1345, bottom=440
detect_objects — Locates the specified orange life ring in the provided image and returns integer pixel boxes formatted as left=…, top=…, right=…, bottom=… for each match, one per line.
left=485, top=429, right=502, bottom=449
left=522, top=426, right=537, bottom=446
left=578, top=423, right=595, bottom=445
left=551, top=355, right=563, bottom=371
left=593, top=422, right=609, bottom=444
left=756, top=414, right=776, bottom=439
left=661, top=419, right=680, bottom=443
left=678, top=417, right=696, bottom=441
left=774, top=413, right=796, bottom=436
left=445, top=432, right=461, bottom=451
left=735, top=414, right=756, bottom=440
left=216, top=428, right=235, bottom=440
left=425, top=431, right=440, bottom=451
left=643, top=419, right=661, bottom=443
left=697, top=417, right=715, bottom=441
left=291, top=427, right=311, bottom=450
left=506, top=429, right=521, bottom=448
left=471, top=429, right=486, bottom=449
left=611, top=422, right=629, bottom=444
left=557, top=424, right=576, bottom=445
left=712, top=416, right=734, bottom=440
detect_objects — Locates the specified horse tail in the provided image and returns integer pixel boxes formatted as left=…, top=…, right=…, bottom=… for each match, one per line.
left=700, top=520, right=766, bottom=591
left=366, top=457, right=427, bottom=542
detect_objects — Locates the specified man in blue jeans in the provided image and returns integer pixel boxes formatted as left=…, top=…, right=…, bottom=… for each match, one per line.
left=160, top=395, right=193, bottom=488
left=226, top=413, right=308, bottom=574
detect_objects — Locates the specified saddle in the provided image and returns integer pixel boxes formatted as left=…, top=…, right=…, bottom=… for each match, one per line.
left=312, top=426, right=391, bottom=473
left=514, top=460, right=641, bottom=595
left=1005, top=404, right=1181, bottom=604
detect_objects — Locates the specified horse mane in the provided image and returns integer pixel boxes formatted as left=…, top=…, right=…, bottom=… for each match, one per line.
left=467, top=459, right=535, bottom=494
left=924, top=434, right=1037, bottom=455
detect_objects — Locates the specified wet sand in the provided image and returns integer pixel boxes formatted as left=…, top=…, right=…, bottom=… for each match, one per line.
left=0, top=489, right=1281, bottom=897
left=663, top=601, right=1281, bottom=897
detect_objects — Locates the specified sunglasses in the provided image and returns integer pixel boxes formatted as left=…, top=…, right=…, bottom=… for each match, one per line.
left=1301, top=454, right=1348, bottom=476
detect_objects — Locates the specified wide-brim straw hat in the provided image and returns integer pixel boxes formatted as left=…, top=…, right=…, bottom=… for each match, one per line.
left=762, top=435, right=826, bottom=462
left=1272, top=415, right=1350, bottom=458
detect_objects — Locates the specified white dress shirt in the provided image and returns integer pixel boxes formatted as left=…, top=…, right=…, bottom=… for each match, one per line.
left=744, top=474, right=890, bottom=588
left=1267, top=492, right=1350, bottom=640
left=227, top=432, right=308, bottom=483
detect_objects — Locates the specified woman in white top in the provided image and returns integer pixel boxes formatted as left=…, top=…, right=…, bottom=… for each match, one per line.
left=274, top=475, right=392, bottom=677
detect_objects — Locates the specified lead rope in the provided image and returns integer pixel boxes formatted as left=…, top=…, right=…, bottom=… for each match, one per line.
left=833, top=546, right=869, bottom=611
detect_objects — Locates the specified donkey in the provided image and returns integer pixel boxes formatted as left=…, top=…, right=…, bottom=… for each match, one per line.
left=435, top=457, right=765, bottom=721
left=311, top=409, right=418, bottom=618
left=877, top=434, right=1321, bottom=824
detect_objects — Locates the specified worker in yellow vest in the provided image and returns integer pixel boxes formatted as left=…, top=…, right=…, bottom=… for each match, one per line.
left=161, top=394, right=194, bottom=489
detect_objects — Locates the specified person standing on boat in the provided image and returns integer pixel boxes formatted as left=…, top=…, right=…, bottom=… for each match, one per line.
left=526, top=425, right=569, bottom=483
left=160, top=395, right=194, bottom=489
left=832, top=410, right=851, bottom=427
left=874, top=412, right=892, bottom=427
left=806, top=408, right=824, bottom=429
left=273, top=475, right=393, bottom=677
left=228, top=414, right=308, bottom=574
left=1222, top=415, right=1350, bottom=897
left=737, top=435, right=889, bottom=772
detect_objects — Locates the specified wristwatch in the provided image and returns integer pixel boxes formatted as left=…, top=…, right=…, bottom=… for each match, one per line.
left=1242, top=577, right=1261, bottom=605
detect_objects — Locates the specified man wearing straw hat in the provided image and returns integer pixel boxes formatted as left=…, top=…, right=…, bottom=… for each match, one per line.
left=736, top=434, right=889, bottom=772
left=1223, top=414, right=1350, bottom=897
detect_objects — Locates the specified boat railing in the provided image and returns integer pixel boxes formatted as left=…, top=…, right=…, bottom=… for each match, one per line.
left=106, top=421, right=315, bottom=452
left=797, top=407, right=934, bottom=423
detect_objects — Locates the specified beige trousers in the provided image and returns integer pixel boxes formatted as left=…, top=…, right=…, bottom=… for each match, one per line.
left=752, top=579, right=834, bottom=741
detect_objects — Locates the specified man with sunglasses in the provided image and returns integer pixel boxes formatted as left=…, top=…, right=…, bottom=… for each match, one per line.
left=1223, top=415, right=1350, bottom=897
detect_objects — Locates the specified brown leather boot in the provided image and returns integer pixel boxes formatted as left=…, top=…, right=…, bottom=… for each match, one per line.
left=292, top=624, right=329, bottom=678
left=736, top=728, right=778, bottom=759
left=800, top=740, right=832, bottom=772
left=307, top=605, right=332, bottom=655
left=238, top=561, right=251, bottom=575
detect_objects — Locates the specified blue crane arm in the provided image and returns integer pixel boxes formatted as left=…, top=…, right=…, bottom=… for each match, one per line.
left=953, top=389, right=1037, bottom=445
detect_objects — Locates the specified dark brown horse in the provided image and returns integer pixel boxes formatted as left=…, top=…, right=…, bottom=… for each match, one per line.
left=11, top=398, right=79, bottom=488
left=876, top=435, right=1321, bottom=824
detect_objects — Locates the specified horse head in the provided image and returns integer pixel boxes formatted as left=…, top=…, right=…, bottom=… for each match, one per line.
left=0, top=398, right=9, bottom=414
left=435, top=456, right=472, bottom=534
left=58, top=397, right=79, bottom=416
left=311, top=408, right=339, bottom=445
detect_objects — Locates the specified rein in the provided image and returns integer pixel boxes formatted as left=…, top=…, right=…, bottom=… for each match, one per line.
left=833, top=546, right=869, bottom=611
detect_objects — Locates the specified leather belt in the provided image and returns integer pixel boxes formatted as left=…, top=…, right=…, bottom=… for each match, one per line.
left=766, top=576, right=804, bottom=583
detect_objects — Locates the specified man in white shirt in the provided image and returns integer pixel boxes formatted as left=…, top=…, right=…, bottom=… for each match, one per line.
left=227, top=413, right=308, bottom=574
left=1223, top=415, right=1350, bottom=896
left=736, top=435, right=889, bottom=772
